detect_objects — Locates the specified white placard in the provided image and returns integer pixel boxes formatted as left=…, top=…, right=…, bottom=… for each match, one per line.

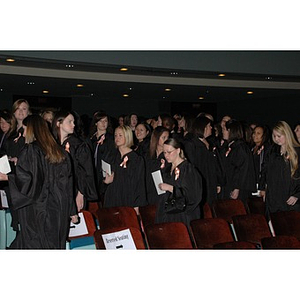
left=102, top=228, right=137, bottom=250
left=101, top=159, right=111, bottom=177
left=0, top=190, right=9, bottom=208
left=0, top=155, right=11, bottom=174
left=69, top=212, right=88, bottom=237
left=151, top=170, right=166, bottom=195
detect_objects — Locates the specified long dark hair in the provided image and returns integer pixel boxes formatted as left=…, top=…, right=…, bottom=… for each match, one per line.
left=23, top=114, right=66, bottom=164
left=149, top=126, right=170, bottom=158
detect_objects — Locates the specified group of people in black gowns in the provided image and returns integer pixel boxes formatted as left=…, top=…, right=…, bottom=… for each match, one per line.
left=1, top=99, right=300, bottom=249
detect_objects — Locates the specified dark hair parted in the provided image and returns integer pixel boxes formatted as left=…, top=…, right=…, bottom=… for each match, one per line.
left=163, top=137, right=186, bottom=159
left=23, top=114, right=66, bottom=164
left=192, top=116, right=212, bottom=138
left=225, top=119, right=244, bottom=143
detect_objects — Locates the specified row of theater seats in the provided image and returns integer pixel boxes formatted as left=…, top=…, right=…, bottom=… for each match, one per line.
left=68, top=198, right=300, bottom=250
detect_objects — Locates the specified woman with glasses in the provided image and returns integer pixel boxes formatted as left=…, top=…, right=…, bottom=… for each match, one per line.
left=155, top=138, right=202, bottom=226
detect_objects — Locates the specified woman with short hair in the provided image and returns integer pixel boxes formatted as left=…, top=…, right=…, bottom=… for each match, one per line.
left=103, top=125, right=147, bottom=208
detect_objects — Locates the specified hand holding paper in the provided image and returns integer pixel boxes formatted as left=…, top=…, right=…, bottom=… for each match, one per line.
left=151, top=170, right=166, bottom=195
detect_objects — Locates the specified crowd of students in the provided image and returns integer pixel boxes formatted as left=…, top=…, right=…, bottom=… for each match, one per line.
left=1, top=99, right=300, bottom=249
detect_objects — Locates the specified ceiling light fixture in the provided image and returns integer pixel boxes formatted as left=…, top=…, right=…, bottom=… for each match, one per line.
left=120, top=67, right=128, bottom=71
left=123, top=94, right=129, bottom=97
left=77, top=84, right=84, bottom=88
left=198, top=96, right=204, bottom=100
left=218, top=73, right=226, bottom=77
left=165, top=88, right=171, bottom=92
left=43, top=90, right=49, bottom=94
left=247, top=91, right=253, bottom=94
left=6, top=58, right=15, bottom=62
left=65, top=64, right=74, bottom=68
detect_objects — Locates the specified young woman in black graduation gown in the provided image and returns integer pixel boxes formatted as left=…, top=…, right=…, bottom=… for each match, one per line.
left=144, top=126, right=170, bottom=205
left=184, top=116, right=221, bottom=207
left=0, top=115, right=78, bottom=249
left=221, top=119, right=256, bottom=205
left=251, top=124, right=271, bottom=193
left=103, top=125, right=147, bottom=208
left=52, top=111, right=98, bottom=212
left=260, top=121, right=300, bottom=215
left=133, top=122, right=152, bottom=157
left=89, top=111, right=116, bottom=201
left=155, top=138, right=202, bottom=226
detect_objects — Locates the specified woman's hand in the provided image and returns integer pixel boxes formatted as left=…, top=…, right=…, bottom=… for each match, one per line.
left=230, top=189, right=239, bottom=199
left=0, top=172, right=8, bottom=181
left=103, top=172, right=114, bottom=184
left=71, top=215, right=79, bottom=224
left=287, top=196, right=298, bottom=206
left=76, top=191, right=84, bottom=212
left=8, top=157, right=18, bottom=166
left=158, top=183, right=173, bottom=193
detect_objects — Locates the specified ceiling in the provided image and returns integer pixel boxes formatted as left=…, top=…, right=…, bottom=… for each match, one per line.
left=1, top=51, right=300, bottom=104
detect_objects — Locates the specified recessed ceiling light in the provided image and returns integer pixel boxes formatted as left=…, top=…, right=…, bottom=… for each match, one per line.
left=65, top=64, right=74, bottom=68
left=247, top=91, right=253, bottom=94
left=0, top=88, right=3, bottom=92
left=43, top=90, right=49, bottom=94
left=199, top=96, right=204, bottom=100
left=27, top=82, right=35, bottom=85
left=77, top=84, right=84, bottom=88
left=120, top=67, right=128, bottom=72
left=123, top=94, right=129, bottom=97
left=218, top=73, right=226, bottom=77
left=165, top=88, right=171, bottom=92
left=6, top=58, right=15, bottom=62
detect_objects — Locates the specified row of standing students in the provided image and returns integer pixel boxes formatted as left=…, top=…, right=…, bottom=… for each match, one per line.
left=1, top=100, right=300, bottom=248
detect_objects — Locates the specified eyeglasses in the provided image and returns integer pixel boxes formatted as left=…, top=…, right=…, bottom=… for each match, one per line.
left=163, top=149, right=176, bottom=155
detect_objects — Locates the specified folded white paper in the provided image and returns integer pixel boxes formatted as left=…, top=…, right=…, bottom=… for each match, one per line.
left=0, top=155, right=11, bottom=174
left=151, top=170, right=166, bottom=195
left=102, top=228, right=137, bottom=250
left=101, top=159, right=111, bottom=177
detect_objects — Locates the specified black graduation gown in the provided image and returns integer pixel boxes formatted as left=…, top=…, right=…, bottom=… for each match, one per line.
left=144, top=151, right=170, bottom=205
left=62, top=135, right=98, bottom=203
left=155, top=160, right=202, bottom=226
left=251, top=143, right=271, bottom=189
left=134, top=137, right=150, bottom=158
left=104, top=150, right=147, bottom=208
left=90, top=132, right=117, bottom=194
left=221, top=139, right=256, bottom=204
left=184, top=137, right=219, bottom=206
left=2, top=128, right=26, bottom=230
left=260, top=145, right=300, bottom=214
left=8, top=142, right=76, bottom=249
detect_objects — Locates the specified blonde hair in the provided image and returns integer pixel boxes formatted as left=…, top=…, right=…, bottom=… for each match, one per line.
left=115, top=125, right=134, bottom=148
left=12, top=99, right=31, bottom=115
left=273, top=121, right=300, bottom=177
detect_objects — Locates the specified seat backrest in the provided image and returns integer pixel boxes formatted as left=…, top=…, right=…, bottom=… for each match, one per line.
left=232, top=214, right=271, bottom=244
left=202, top=202, right=213, bottom=219
left=94, top=226, right=146, bottom=249
left=270, top=211, right=300, bottom=239
left=190, top=218, right=234, bottom=249
left=213, top=241, right=257, bottom=249
left=247, top=197, right=266, bottom=215
left=68, top=210, right=97, bottom=240
left=139, top=204, right=157, bottom=231
left=261, top=235, right=300, bottom=249
left=96, top=206, right=140, bottom=230
left=145, top=222, right=194, bottom=249
left=212, top=199, right=247, bottom=223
